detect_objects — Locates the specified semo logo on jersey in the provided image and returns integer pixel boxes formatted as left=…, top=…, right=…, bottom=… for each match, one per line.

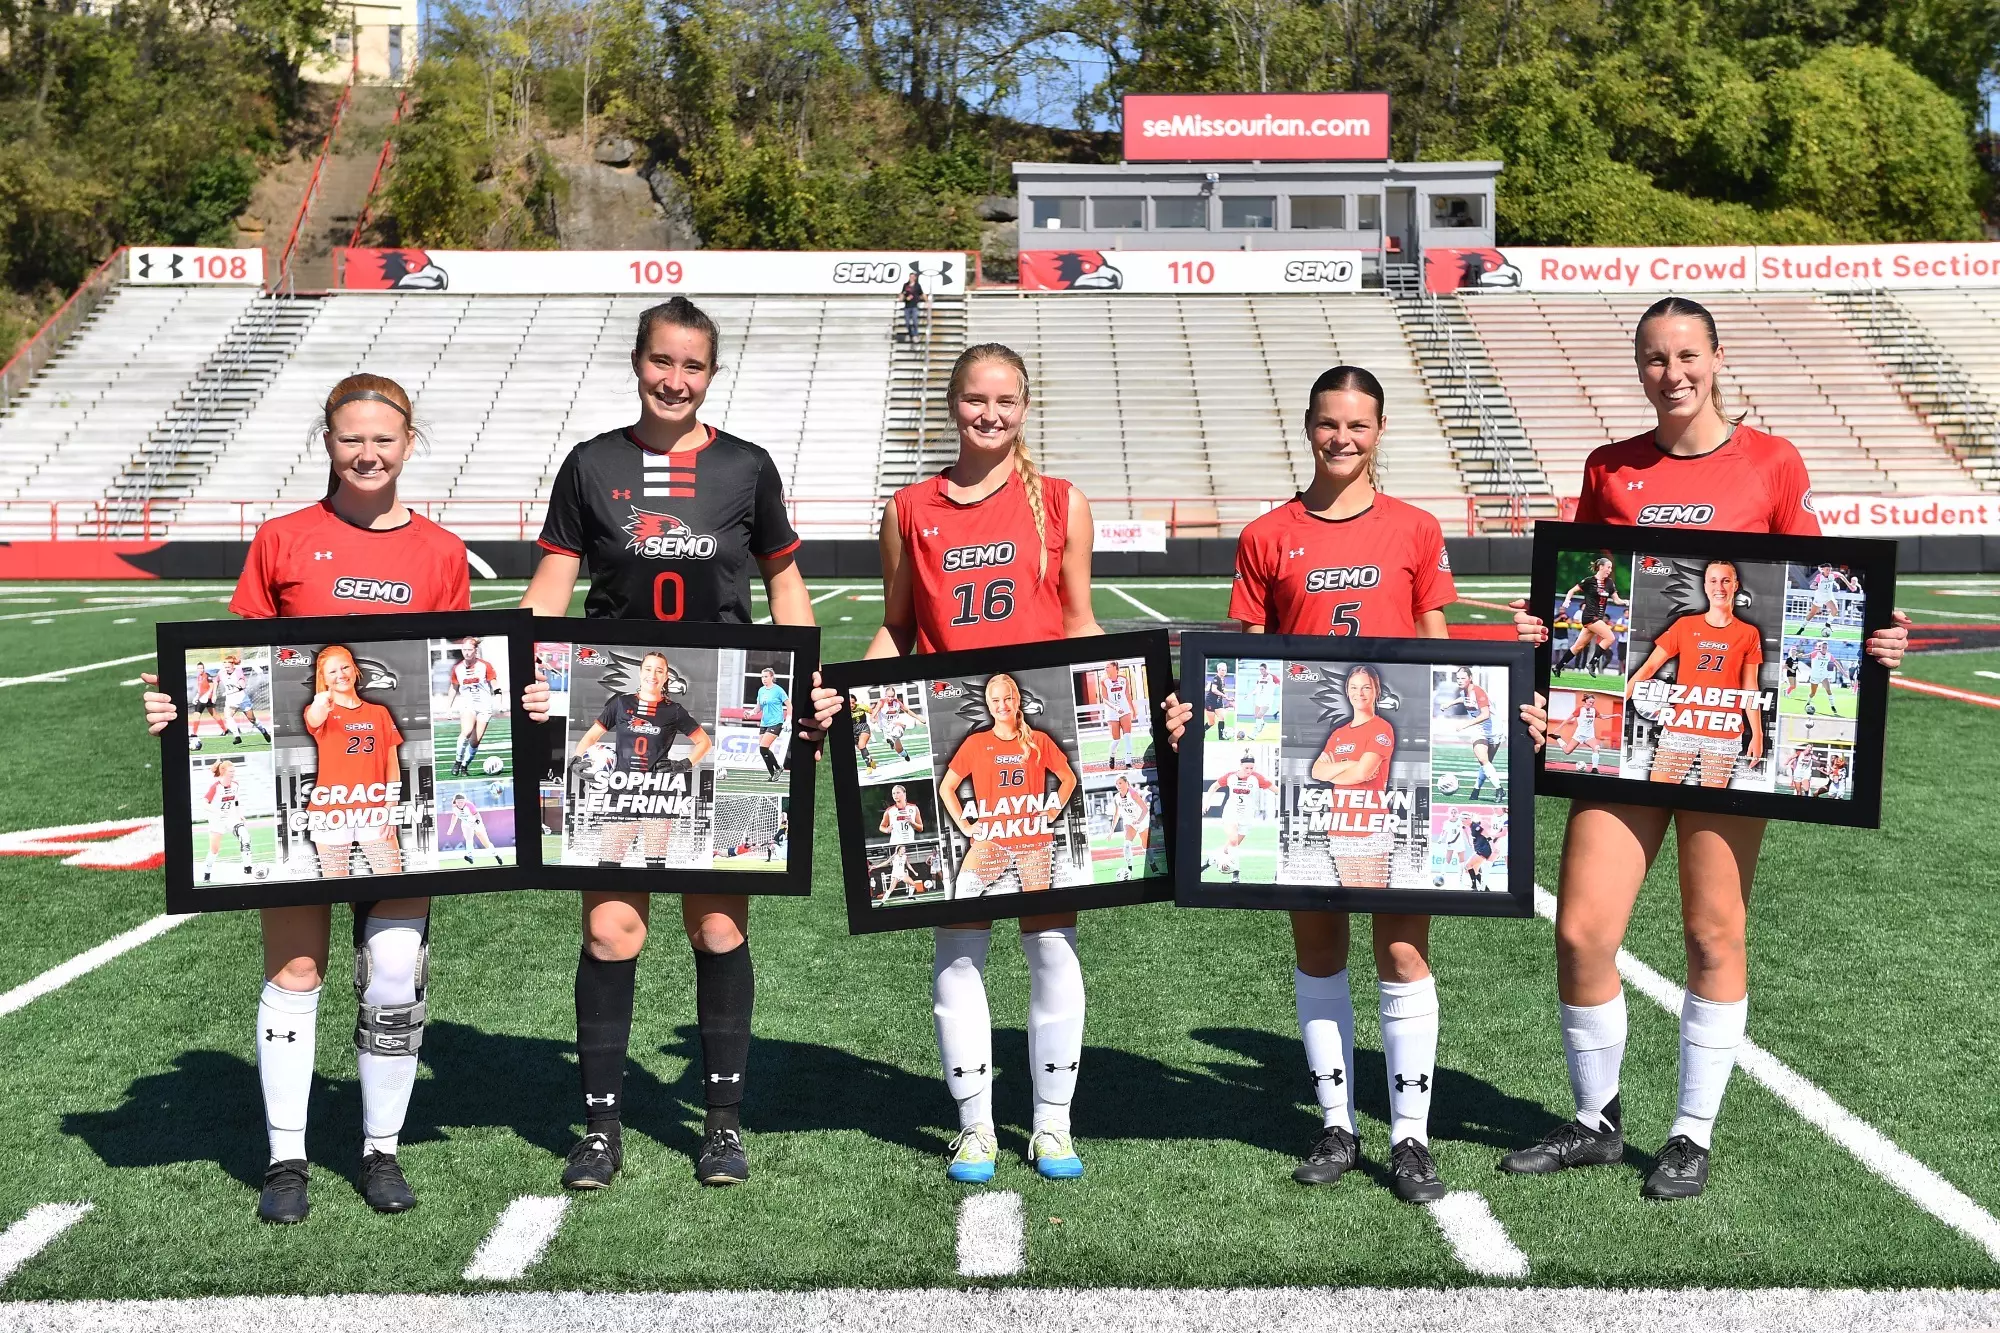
left=624, top=510, right=718, bottom=560
left=1304, top=565, right=1381, bottom=594
left=941, top=541, right=1016, bottom=572
left=1635, top=503, right=1716, bottom=525
left=331, top=577, right=413, bottom=604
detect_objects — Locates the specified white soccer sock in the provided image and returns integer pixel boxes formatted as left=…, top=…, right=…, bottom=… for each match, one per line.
left=1294, top=968, right=1355, bottom=1133
left=1023, top=926, right=1085, bottom=1136
left=257, top=982, right=319, bottom=1163
left=357, top=917, right=425, bottom=1156
left=1669, top=991, right=1747, bottom=1149
left=1560, top=991, right=1627, bottom=1132
left=1379, top=976, right=1439, bottom=1146
left=933, top=927, right=994, bottom=1129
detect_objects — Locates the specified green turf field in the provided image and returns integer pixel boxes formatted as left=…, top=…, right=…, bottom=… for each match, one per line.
left=433, top=714, right=513, bottom=780
left=2, top=576, right=1999, bottom=1302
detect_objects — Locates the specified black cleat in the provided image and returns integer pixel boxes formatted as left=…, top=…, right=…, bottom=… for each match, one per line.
left=1498, top=1098, right=1625, bottom=1174
left=258, top=1159, right=311, bottom=1224
left=360, top=1150, right=416, bottom=1213
left=1292, top=1125, right=1360, bottom=1186
left=561, top=1130, right=622, bottom=1190
left=1641, top=1134, right=1710, bottom=1200
left=696, top=1127, right=749, bottom=1186
left=1388, top=1138, right=1447, bottom=1203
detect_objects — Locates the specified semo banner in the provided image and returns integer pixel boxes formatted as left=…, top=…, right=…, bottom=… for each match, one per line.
left=1019, top=249, right=1363, bottom=293
left=1812, top=495, right=2000, bottom=537
left=333, top=248, right=967, bottom=295
left=1426, top=244, right=2000, bottom=294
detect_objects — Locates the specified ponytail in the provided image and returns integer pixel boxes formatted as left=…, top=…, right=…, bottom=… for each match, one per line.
left=947, top=343, right=1046, bottom=578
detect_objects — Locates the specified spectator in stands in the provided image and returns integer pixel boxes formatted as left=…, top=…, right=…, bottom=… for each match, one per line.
left=1501, top=295, right=1911, bottom=1201
left=900, top=271, right=925, bottom=343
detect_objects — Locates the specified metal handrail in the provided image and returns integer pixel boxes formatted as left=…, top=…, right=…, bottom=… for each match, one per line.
left=348, top=87, right=410, bottom=249
left=276, top=53, right=359, bottom=289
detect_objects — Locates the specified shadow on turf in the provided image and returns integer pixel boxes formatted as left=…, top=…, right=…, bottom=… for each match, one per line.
left=61, top=1022, right=1566, bottom=1191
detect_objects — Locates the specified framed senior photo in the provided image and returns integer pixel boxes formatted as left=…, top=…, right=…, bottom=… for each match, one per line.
left=158, top=611, right=539, bottom=912
left=1174, top=633, right=1536, bottom=919
left=527, top=620, right=818, bottom=895
left=1530, top=522, right=1895, bottom=827
left=824, top=631, right=1176, bottom=934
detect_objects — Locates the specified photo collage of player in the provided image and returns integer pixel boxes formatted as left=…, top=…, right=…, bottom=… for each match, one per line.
left=1546, top=548, right=1862, bottom=798
left=182, top=635, right=519, bottom=886
left=1197, top=657, right=1512, bottom=896
left=535, top=641, right=796, bottom=872
left=853, top=655, right=1158, bottom=911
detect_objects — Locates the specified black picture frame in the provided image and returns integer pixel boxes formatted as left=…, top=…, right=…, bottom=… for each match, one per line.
left=1530, top=521, right=1895, bottom=828
left=526, top=619, right=819, bottom=896
left=823, top=631, right=1177, bottom=934
left=158, top=611, right=539, bottom=912
left=1174, top=633, right=1536, bottom=919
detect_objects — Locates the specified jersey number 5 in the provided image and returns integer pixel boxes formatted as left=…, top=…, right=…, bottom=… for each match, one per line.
left=1330, top=602, right=1361, bottom=636
left=949, top=580, right=1014, bottom=627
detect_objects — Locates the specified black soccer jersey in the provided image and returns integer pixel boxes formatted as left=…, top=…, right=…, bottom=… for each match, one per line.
left=595, top=693, right=701, bottom=772
left=1576, top=572, right=1615, bottom=621
left=538, top=426, right=801, bottom=622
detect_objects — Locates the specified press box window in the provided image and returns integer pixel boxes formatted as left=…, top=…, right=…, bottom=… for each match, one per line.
left=1357, top=194, right=1381, bottom=229
left=1290, top=196, right=1345, bottom=230
left=1221, top=196, right=1276, bottom=229
left=1153, top=196, right=1208, bottom=229
left=1033, top=197, right=1084, bottom=231
left=1430, top=195, right=1482, bottom=228
left=1092, top=197, right=1144, bottom=230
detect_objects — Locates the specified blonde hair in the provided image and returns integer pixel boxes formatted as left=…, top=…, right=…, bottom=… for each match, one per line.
left=948, top=343, right=1047, bottom=579
left=320, top=373, right=418, bottom=499
left=985, top=672, right=1043, bottom=772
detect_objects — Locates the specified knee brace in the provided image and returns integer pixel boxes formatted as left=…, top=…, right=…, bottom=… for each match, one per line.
left=354, top=913, right=429, bottom=1057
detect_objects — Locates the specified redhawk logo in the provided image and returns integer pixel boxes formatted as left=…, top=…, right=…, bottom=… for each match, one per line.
left=623, top=510, right=718, bottom=560
left=331, top=577, right=414, bottom=604
left=942, top=542, right=1016, bottom=572
left=1304, top=565, right=1381, bottom=594
left=1286, top=663, right=1322, bottom=681
left=577, top=647, right=607, bottom=665
left=277, top=647, right=308, bottom=665
left=1638, top=556, right=1668, bottom=575
left=930, top=681, right=966, bottom=698
left=1635, top=503, right=1715, bottom=525
left=1437, top=547, right=1451, bottom=571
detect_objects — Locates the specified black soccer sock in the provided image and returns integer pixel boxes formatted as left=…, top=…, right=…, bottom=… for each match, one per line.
left=694, top=941, right=753, bottom=1131
left=575, top=949, right=638, bottom=1130
left=759, top=747, right=780, bottom=776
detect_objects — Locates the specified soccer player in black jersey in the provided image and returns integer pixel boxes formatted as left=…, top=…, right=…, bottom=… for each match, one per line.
left=572, top=652, right=712, bottom=867
left=521, top=296, right=839, bottom=1192
left=1555, top=556, right=1627, bottom=678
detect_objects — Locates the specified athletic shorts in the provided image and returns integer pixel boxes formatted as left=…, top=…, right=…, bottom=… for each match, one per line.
left=212, top=816, right=248, bottom=839
left=1809, top=663, right=1835, bottom=684
left=460, top=693, right=497, bottom=718
left=1205, top=689, right=1228, bottom=711
left=1573, top=722, right=1598, bottom=745
left=1470, top=837, right=1493, bottom=859
left=229, top=691, right=255, bottom=712
left=1122, top=814, right=1150, bottom=836
left=1579, top=608, right=1606, bottom=626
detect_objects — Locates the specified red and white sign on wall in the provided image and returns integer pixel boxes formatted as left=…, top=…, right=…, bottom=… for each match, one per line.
left=126, top=248, right=264, bottom=286
left=1020, top=249, right=1363, bottom=293
left=1122, top=93, right=1391, bottom=162
left=1426, top=243, right=2000, bottom=295
left=333, top=248, right=966, bottom=295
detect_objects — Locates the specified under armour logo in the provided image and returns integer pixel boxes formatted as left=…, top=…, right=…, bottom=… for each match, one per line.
left=313, top=551, right=334, bottom=560
left=1626, top=481, right=1644, bottom=490
left=1393, top=1073, right=1430, bottom=1093
left=921, top=526, right=940, bottom=537
left=1287, top=546, right=1306, bottom=558
left=707, top=1073, right=743, bottom=1083
left=951, top=1064, right=987, bottom=1078
left=264, top=1028, right=296, bottom=1043
left=612, top=488, right=632, bottom=499
left=1310, top=1069, right=1344, bottom=1086
left=1043, top=1061, right=1079, bottom=1073
left=584, top=1093, right=617, bottom=1107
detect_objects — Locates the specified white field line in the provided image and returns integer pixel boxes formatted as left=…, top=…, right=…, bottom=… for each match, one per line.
left=1901, top=604, right=2000, bottom=621
left=1532, top=886, right=2000, bottom=1264
left=0, top=652, right=161, bottom=689
left=0, top=915, right=195, bottom=1019
left=8, top=1287, right=2000, bottom=1332
left=462, top=1196, right=571, bottom=1282
left=1977, top=670, right=2000, bottom=681
left=955, top=1192, right=1025, bottom=1278
left=1425, top=1192, right=1530, bottom=1279
left=0, top=598, right=215, bottom=624
left=809, top=586, right=853, bottom=603
left=1105, top=585, right=1170, bottom=622
left=0, top=1203, right=92, bottom=1287
left=471, top=594, right=525, bottom=608
left=0, top=583, right=240, bottom=594
left=465, top=550, right=498, bottom=579
left=1892, top=677, right=2000, bottom=710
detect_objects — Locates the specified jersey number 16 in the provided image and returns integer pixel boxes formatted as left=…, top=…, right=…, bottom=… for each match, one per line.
left=949, top=580, right=1014, bottom=627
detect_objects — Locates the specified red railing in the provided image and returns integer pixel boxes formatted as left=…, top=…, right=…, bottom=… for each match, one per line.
left=0, top=247, right=127, bottom=407
left=276, top=54, right=359, bottom=288
left=347, top=87, right=410, bottom=249
left=0, top=494, right=1544, bottom=542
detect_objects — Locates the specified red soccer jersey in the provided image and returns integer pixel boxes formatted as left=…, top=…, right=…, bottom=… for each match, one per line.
left=305, top=699, right=405, bottom=821
left=1320, top=715, right=1396, bottom=838
left=893, top=471, right=1071, bottom=653
left=450, top=659, right=498, bottom=691
left=1229, top=494, right=1456, bottom=636
left=231, top=501, right=472, bottom=618
left=1573, top=425, right=1820, bottom=535
left=1644, top=614, right=1763, bottom=739
left=945, top=727, right=1074, bottom=848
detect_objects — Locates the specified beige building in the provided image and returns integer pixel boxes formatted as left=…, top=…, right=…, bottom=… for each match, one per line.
left=303, top=0, right=419, bottom=84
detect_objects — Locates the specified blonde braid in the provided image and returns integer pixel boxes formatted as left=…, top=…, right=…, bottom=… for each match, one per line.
left=1014, top=438, right=1049, bottom=580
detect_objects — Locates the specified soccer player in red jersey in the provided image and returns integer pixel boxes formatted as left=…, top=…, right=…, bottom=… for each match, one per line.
left=865, top=343, right=1103, bottom=1184
left=1165, top=365, right=1546, bottom=1202
left=142, top=374, right=486, bottom=1224
left=519, top=297, right=840, bottom=1193
left=1503, top=298, right=1910, bottom=1200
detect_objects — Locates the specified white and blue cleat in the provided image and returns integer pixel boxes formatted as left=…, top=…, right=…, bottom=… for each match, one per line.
left=947, top=1125, right=997, bottom=1184
left=1029, top=1129, right=1084, bottom=1180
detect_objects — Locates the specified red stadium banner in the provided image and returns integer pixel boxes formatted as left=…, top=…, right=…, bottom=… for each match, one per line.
left=1018, top=248, right=1362, bottom=293
left=1122, top=93, right=1390, bottom=162
left=1426, top=243, right=2000, bottom=294
left=334, top=248, right=965, bottom=295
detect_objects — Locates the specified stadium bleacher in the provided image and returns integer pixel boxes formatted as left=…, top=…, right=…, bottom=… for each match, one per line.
left=1458, top=292, right=1978, bottom=492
